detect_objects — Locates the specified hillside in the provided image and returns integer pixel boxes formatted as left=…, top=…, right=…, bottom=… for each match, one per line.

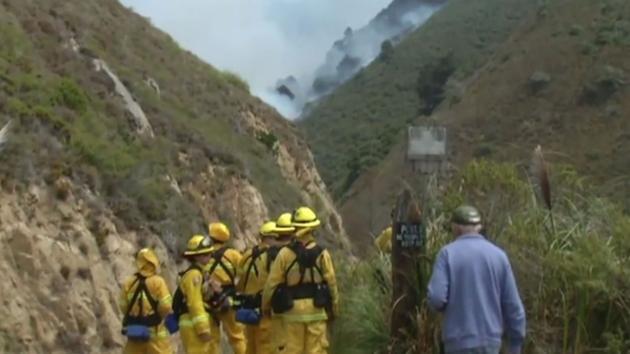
left=0, top=0, right=349, bottom=352
left=335, top=0, right=630, bottom=252
left=300, top=0, right=541, bottom=198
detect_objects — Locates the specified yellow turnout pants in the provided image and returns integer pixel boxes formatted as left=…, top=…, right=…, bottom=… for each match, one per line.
left=246, top=315, right=273, bottom=354
left=210, top=309, right=247, bottom=354
left=123, top=335, right=172, bottom=354
left=180, top=315, right=211, bottom=354
left=273, top=319, right=328, bottom=354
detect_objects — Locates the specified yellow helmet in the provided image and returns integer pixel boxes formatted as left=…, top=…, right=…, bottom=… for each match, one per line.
left=275, top=212, right=296, bottom=234
left=259, top=221, right=278, bottom=237
left=292, top=207, right=321, bottom=228
left=183, top=234, right=213, bottom=256
left=209, top=222, right=230, bottom=243
left=136, top=248, right=159, bottom=271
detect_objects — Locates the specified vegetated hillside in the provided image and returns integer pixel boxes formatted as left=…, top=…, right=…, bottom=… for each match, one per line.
left=0, top=0, right=349, bottom=352
left=300, top=0, right=540, bottom=198
left=340, top=0, right=630, bottom=253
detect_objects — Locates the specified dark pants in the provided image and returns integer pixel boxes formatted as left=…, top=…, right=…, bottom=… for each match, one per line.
left=446, top=346, right=500, bottom=354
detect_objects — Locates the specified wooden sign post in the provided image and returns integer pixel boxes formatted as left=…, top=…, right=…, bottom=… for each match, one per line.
left=390, top=189, right=425, bottom=353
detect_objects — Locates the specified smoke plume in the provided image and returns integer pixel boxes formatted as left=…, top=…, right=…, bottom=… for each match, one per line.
left=120, top=0, right=442, bottom=119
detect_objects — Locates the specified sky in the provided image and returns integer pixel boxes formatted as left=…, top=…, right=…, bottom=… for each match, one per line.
left=119, top=0, right=391, bottom=103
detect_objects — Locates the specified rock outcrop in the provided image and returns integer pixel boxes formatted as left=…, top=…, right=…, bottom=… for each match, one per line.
left=0, top=120, right=12, bottom=150
left=0, top=182, right=175, bottom=353
left=236, top=108, right=351, bottom=252
left=92, top=59, right=155, bottom=138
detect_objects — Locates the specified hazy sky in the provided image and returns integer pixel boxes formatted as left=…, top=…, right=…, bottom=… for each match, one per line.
left=119, top=0, right=391, bottom=95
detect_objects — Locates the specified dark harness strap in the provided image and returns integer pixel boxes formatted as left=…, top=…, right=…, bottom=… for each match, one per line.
left=242, top=246, right=267, bottom=291
left=208, top=246, right=237, bottom=285
left=278, top=242, right=327, bottom=301
left=266, top=245, right=282, bottom=272
left=284, top=241, right=325, bottom=287
left=123, top=274, right=160, bottom=327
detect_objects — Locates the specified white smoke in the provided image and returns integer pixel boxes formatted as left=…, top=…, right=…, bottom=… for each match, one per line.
left=119, top=0, right=392, bottom=119
left=400, top=4, right=439, bottom=28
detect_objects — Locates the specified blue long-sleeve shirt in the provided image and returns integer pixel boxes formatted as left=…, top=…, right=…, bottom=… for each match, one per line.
left=427, top=234, right=526, bottom=353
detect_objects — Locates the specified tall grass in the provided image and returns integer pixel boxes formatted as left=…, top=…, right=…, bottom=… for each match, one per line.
left=332, top=160, right=630, bottom=354
left=331, top=254, right=392, bottom=354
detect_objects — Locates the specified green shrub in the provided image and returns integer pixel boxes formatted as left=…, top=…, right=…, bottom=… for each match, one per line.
left=6, top=97, right=30, bottom=117
left=125, top=177, right=169, bottom=221
left=256, top=131, right=279, bottom=153
left=416, top=54, right=455, bottom=115
left=379, top=40, right=394, bottom=62
left=569, top=25, right=583, bottom=36
left=50, top=78, right=89, bottom=112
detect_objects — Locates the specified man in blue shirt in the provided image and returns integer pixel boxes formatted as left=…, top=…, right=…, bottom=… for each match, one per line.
left=427, top=205, right=526, bottom=354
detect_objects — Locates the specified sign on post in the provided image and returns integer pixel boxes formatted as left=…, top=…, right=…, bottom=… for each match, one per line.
left=390, top=189, right=425, bottom=353
left=395, top=222, right=425, bottom=249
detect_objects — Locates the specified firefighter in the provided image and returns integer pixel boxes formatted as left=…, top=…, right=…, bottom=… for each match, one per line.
left=120, top=248, right=173, bottom=354
left=177, top=235, right=215, bottom=354
left=262, top=207, right=339, bottom=354
left=206, top=222, right=247, bottom=354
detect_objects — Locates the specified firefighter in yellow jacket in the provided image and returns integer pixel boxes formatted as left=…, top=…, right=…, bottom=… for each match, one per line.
left=262, top=207, right=339, bottom=354
left=179, top=235, right=214, bottom=354
left=374, top=207, right=396, bottom=253
left=120, top=248, right=173, bottom=354
left=207, top=222, right=247, bottom=354
left=237, top=221, right=280, bottom=354
left=269, top=212, right=297, bottom=353
left=374, top=226, right=392, bottom=253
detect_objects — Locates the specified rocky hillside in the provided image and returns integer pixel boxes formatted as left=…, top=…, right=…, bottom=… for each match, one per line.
left=0, top=0, right=349, bottom=352
left=323, top=0, right=630, bottom=252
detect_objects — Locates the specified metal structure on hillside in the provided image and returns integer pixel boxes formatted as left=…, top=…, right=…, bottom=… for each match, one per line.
left=407, top=126, right=447, bottom=174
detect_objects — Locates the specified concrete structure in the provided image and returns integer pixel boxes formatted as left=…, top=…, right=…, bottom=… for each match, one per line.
left=407, top=126, right=447, bottom=174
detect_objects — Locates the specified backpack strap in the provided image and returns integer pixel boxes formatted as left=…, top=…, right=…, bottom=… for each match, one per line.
left=140, top=276, right=160, bottom=316
left=123, top=277, right=142, bottom=326
left=123, top=274, right=160, bottom=326
left=266, top=245, right=282, bottom=272
left=242, top=246, right=266, bottom=291
left=312, top=256, right=326, bottom=282
left=284, top=241, right=322, bottom=285
left=305, top=245, right=325, bottom=284
left=208, top=246, right=236, bottom=285
left=283, top=241, right=302, bottom=283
